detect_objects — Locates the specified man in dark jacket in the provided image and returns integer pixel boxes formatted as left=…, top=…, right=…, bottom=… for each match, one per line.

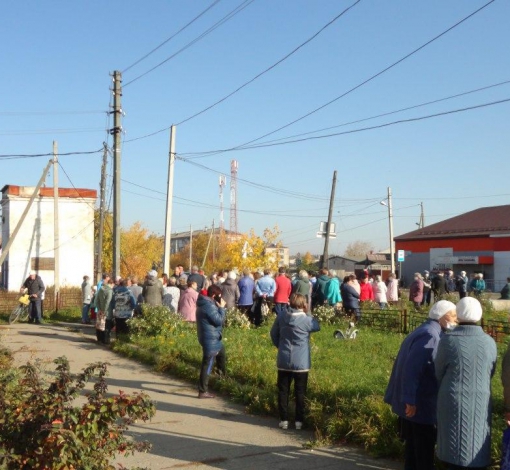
left=341, top=275, right=361, bottom=322
left=196, top=284, right=227, bottom=399
left=431, top=272, right=447, bottom=301
left=385, top=300, right=457, bottom=470
left=21, top=271, right=45, bottom=324
left=187, top=265, right=205, bottom=291
left=311, top=268, right=330, bottom=309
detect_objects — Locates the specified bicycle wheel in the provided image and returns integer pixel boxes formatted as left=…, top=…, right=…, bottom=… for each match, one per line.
left=9, top=305, right=24, bottom=324
left=19, top=305, right=30, bottom=322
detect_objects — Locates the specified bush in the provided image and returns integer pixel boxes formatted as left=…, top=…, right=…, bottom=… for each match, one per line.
left=0, top=354, right=155, bottom=470
left=313, top=304, right=340, bottom=324
left=128, top=304, right=185, bottom=339
left=224, top=307, right=252, bottom=329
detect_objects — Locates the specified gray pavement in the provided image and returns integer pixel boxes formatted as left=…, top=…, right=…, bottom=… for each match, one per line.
left=0, top=322, right=400, bottom=470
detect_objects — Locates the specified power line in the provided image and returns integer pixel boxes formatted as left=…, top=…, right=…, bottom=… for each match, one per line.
left=0, top=148, right=104, bottom=160
left=0, top=127, right=106, bottom=136
left=123, top=0, right=256, bottom=88
left=179, top=0, right=496, bottom=157
left=178, top=97, right=510, bottom=155
left=0, top=110, right=105, bottom=116
left=240, top=78, right=510, bottom=147
left=122, top=0, right=222, bottom=73
left=174, top=0, right=362, bottom=126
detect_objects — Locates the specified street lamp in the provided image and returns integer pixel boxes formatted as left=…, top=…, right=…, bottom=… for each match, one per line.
left=380, top=187, right=395, bottom=274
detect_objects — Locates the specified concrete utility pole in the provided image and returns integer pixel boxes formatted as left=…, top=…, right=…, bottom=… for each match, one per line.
left=0, top=160, right=53, bottom=266
left=189, top=225, right=193, bottom=271
left=388, top=187, right=395, bottom=273
left=96, top=143, right=108, bottom=283
left=112, top=71, right=123, bottom=278
left=53, top=141, right=60, bottom=302
left=420, top=201, right=425, bottom=228
left=322, top=170, right=337, bottom=269
left=201, top=220, right=215, bottom=269
left=163, top=125, right=176, bottom=275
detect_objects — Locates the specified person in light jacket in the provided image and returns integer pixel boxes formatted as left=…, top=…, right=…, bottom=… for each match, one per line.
left=196, top=284, right=227, bottom=399
left=178, top=280, right=199, bottom=322
left=373, top=275, right=388, bottom=309
left=324, top=270, right=342, bottom=306
left=142, top=270, right=165, bottom=306
left=435, top=297, right=497, bottom=469
left=270, top=293, right=320, bottom=431
left=384, top=300, right=456, bottom=470
left=386, top=273, right=399, bottom=304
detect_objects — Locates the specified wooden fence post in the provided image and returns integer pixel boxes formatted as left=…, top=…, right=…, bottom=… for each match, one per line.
left=402, top=308, right=408, bottom=334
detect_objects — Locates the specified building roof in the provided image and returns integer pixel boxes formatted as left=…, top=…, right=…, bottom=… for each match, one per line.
left=328, top=255, right=364, bottom=263
left=2, top=185, right=97, bottom=199
left=395, top=204, right=510, bottom=241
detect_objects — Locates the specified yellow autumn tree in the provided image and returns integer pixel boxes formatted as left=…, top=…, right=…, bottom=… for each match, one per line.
left=120, top=222, right=164, bottom=279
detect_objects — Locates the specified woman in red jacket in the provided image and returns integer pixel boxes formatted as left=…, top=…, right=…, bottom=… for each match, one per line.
left=359, top=277, right=374, bottom=302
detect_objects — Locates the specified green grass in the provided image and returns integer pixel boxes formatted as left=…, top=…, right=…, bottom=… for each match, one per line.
left=113, top=316, right=509, bottom=463
left=0, top=307, right=81, bottom=325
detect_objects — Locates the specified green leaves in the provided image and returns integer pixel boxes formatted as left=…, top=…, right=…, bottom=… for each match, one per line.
left=0, top=352, right=156, bottom=470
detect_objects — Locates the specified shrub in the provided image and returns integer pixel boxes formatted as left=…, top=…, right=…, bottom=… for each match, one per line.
left=313, top=304, right=339, bottom=324
left=128, top=304, right=185, bottom=339
left=224, top=307, right=252, bottom=329
left=0, top=354, right=156, bottom=470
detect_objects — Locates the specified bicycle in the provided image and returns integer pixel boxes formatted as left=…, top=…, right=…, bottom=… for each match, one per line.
left=9, top=294, right=31, bottom=324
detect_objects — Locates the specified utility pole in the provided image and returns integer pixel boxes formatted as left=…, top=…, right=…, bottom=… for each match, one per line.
left=163, top=125, right=176, bottom=275
left=96, top=143, right=108, bottom=283
left=388, top=187, right=395, bottom=274
left=322, top=170, right=337, bottom=269
left=201, top=220, right=215, bottom=269
left=53, top=141, right=60, bottom=303
left=0, top=160, right=53, bottom=266
left=189, top=225, right=193, bottom=271
left=111, top=70, right=122, bottom=278
left=419, top=201, right=425, bottom=228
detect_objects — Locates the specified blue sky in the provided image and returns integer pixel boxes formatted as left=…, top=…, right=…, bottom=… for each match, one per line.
left=1, top=0, right=509, bottom=255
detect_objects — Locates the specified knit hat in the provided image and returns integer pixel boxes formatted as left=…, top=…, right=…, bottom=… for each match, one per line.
left=148, top=270, right=158, bottom=278
left=428, top=300, right=456, bottom=320
left=456, top=297, right=483, bottom=323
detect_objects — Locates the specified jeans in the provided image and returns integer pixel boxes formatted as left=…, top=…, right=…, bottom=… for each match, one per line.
left=199, top=346, right=226, bottom=393
left=421, top=290, right=431, bottom=306
left=29, top=299, right=42, bottom=322
left=277, top=370, right=308, bottom=422
left=401, top=418, right=436, bottom=470
left=274, top=303, right=288, bottom=316
left=82, top=303, right=91, bottom=323
left=379, top=302, right=387, bottom=310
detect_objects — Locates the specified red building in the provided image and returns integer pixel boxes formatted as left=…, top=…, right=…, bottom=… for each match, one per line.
left=395, top=205, right=510, bottom=290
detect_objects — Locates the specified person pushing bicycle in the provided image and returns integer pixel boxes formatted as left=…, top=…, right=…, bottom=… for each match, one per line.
left=20, top=270, right=45, bottom=324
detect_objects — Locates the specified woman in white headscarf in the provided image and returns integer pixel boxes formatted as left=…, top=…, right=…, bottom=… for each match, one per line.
left=435, top=297, right=497, bottom=470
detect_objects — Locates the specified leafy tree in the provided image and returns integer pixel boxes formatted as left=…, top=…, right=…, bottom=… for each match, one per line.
left=121, top=222, right=163, bottom=279
left=343, top=241, right=374, bottom=260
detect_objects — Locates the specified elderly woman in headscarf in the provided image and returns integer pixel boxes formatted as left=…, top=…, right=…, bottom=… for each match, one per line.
left=385, top=300, right=457, bottom=470
left=435, top=297, right=497, bottom=470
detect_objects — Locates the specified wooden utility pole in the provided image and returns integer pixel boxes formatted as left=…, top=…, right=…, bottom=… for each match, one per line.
left=96, top=143, right=108, bottom=283
left=322, top=170, right=337, bottom=269
left=0, top=160, right=53, bottom=266
left=163, top=125, right=176, bottom=275
left=112, top=71, right=122, bottom=278
left=53, top=141, right=60, bottom=302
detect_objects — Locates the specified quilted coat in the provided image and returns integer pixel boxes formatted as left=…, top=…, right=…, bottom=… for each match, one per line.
left=435, top=325, right=497, bottom=467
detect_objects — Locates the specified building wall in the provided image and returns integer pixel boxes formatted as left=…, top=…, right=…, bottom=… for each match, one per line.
left=265, top=246, right=290, bottom=267
left=396, top=236, right=508, bottom=288
left=2, top=194, right=95, bottom=290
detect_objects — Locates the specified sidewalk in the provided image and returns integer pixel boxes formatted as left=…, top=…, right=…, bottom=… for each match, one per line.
left=0, top=322, right=400, bottom=470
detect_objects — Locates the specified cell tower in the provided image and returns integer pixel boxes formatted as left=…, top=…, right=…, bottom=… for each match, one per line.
left=219, top=175, right=226, bottom=230
left=230, top=160, right=238, bottom=234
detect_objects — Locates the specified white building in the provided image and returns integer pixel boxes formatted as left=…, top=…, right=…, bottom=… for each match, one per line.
left=1, top=185, right=97, bottom=290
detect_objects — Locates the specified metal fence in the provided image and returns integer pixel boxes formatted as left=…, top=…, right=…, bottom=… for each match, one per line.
left=359, top=307, right=509, bottom=343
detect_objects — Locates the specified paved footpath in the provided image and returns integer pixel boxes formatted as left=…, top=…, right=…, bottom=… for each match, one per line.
left=0, top=322, right=399, bottom=470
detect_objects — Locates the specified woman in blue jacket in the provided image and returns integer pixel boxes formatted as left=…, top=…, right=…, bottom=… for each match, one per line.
left=270, top=293, right=320, bottom=430
left=196, top=284, right=227, bottom=399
